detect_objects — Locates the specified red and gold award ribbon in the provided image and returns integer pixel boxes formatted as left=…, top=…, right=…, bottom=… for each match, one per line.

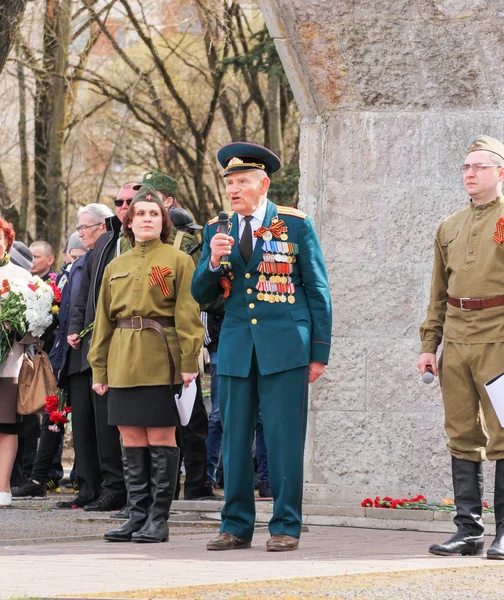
left=149, top=265, right=173, bottom=297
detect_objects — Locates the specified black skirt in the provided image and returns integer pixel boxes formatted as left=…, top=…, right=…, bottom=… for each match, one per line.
left=108, top=385, right=180, bottom=428
left=0, top=422, right=23, bottom=435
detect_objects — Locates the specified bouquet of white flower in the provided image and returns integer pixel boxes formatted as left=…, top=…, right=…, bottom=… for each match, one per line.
left=0, top=275, right=55, bottom=374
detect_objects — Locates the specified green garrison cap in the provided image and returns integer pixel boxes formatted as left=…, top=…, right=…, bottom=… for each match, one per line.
left=468, top=136, right=504, bottom=161
left=142, top=171, right=178, bottom=196
left=130, top=185, right=165, bottom=209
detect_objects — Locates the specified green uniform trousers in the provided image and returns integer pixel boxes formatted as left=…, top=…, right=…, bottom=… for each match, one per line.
left=439, top=341, right=504, bottom=461
left=219, top=355, right=309, bottom=541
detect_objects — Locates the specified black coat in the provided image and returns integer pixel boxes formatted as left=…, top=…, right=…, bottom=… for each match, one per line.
left=67, top=215, right=122, bottom=372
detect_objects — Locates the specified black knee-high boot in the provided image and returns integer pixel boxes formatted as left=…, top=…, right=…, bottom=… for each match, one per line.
left=132, top=446, right=179, bottom=543
left=429, top=457, right=484, bottom=556
left=487, top=459, right=504, bottom=559
left=104, top=447, right=149, bottom=542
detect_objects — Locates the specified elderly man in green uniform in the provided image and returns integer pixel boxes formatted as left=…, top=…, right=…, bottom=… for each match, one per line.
left=419, top=136, right=504, bottom=559
left=191, top=142, right=332, bottom=551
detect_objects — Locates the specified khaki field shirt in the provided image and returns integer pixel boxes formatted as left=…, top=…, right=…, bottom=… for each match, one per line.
left=89, top=237, right=204, bottom=387
left=420, top=196, right=504, bottom=353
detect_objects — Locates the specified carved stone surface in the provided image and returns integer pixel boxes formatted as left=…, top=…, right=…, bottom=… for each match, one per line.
left=259, top=0, right=504, bottom=502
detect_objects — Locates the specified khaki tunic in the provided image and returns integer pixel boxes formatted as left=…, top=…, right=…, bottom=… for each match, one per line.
left=89, top=237, right=204, bottom=388
left=420, top=196, right=504, bottom=353
left=420, top=195, right=504, bottom=460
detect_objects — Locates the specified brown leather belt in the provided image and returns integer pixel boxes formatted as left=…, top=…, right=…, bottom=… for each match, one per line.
left=117, top=316, right=175, bottom=384
left=448, top=296, right=504, bottom=311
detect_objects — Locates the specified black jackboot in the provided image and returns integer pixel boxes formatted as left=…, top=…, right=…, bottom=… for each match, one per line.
left=487, top=459, right=504, bottom=559
left=132, top=446, right=179, bottom=543
left=429, top=457, right=484, bottom=556
left=104, top=447, right=150, bottom=542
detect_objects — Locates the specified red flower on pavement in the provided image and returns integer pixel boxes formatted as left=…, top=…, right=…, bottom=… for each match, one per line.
left=483, top=501, right=489, bottom=509
left=361, top=498, right=373, bottom=508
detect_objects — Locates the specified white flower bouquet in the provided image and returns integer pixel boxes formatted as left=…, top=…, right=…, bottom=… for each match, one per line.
left=0, top=276, right=55, bottom=373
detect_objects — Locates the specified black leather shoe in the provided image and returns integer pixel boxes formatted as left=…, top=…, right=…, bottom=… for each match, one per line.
left=132, top=446, right=179, bottom=543
left=487, top=529, right=504, bottom=559
left=84, top=492, right=126, bottom=512
left=258, top=482, right=272, bottom=499
left=429, top=532, right=484, bottom=556
left=56, top=495, right=92, bottom=509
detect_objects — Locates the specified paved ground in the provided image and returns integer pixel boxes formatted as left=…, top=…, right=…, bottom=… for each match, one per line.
left=1, top=500, right=503, bottom=600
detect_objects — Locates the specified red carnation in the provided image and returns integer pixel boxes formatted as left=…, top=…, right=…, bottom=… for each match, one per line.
left=28, top=283, right=37, bottom=292
left=483, top=501, right=489, bottom=509
left=45, top=395, right=59, bottom=413
left=361, top=498, right=373, bottom=508
left=391, top=499, right=404, bottom=509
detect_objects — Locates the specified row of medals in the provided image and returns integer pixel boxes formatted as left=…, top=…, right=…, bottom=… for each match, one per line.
left=256, top=237, right=298, bottom=304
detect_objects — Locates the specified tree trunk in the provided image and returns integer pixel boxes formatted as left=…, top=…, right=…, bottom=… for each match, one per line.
left=16, top=38, right=30, bottom=243
left=267, top=70, right=283, bottom=179
left=0, top=0, right=27, bottom=75
left=45, top=0, right=71, bottom=256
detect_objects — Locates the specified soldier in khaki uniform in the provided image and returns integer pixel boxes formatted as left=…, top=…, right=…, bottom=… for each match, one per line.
left=419, top=136, right=504, bottom=559
left=89, top=186, right=204, bottom=543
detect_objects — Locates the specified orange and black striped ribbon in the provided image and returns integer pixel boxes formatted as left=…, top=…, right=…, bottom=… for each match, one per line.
left=149, top=265, right=173, bottom=297
left=494, top=218, right=504, bottom=245
left=254, top=220, right=287, bottom=239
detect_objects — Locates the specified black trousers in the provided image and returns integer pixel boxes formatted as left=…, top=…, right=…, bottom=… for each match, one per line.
left=176, top=375, right=209, bottom=499
left=31, top=413, right=64, bottom=484
left=69, top=371, right=125, bottom=500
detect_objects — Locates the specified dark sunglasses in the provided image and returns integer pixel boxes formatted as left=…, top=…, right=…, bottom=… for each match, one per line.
left=114, top=198, right=133, bottom=208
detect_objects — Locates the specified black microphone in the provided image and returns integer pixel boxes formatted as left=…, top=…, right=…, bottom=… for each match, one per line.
left=218, top=211, right=230, bottom=267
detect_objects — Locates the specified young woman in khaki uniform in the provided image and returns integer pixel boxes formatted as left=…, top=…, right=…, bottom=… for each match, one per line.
left=89, top=186, right=204, bottom=543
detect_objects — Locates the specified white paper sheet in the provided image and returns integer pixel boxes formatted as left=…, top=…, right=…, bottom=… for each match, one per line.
left=484, top=373, right=504, bottom=428
left=174, top=379, right=197, bottom=426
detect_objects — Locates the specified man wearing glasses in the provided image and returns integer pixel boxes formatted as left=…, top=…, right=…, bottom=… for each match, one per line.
left=418, top=136, right=504, bottom=559
left=64, top=183, right=140, bottom=512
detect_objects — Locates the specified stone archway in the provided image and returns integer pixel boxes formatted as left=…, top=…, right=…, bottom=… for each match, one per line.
left=259, top=0, right=504, bottom=503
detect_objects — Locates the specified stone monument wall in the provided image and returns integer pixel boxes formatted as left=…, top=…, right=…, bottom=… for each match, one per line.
left=259, top=0, right=504, bottom=503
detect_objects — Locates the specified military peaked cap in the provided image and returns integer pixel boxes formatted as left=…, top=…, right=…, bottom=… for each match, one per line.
left=217, top=142, right=281, bottom=177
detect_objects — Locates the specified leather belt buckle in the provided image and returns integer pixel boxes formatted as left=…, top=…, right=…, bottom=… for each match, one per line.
left=131, top=316, right=143, bottom=330
left=459, top=298, right=472, bottom=311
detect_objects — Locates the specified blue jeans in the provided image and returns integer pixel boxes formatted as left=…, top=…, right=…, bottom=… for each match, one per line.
left=255, top=413, right=269, bottom=484
left=206, top=352, right=223, bottom=484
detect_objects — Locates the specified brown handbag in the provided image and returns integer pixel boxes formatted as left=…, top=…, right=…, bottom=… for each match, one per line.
left=17, top=343, right=58, bottom=416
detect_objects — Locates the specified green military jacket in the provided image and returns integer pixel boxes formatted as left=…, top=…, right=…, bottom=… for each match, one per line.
left=420, top=196, right=504, bottom=353
left=167, top=230, right=201, bottom=266
left=89, top=237, right=204, bottom=387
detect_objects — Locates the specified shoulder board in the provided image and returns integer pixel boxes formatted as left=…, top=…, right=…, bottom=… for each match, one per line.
left=208, top=211, right=235, bottom=226
left=277, top=205, right=307, bottom=219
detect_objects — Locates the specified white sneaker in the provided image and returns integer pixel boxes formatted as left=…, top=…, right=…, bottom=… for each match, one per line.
left=0, top=491, right=12, bottom=507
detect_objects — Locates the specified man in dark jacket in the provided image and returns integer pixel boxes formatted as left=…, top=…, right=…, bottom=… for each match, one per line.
left=62, top=194, right=135, bottom=510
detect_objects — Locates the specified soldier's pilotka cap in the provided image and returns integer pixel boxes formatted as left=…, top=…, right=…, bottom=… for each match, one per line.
left=130, top=185, right=165, bottom=209
left=468, top=136, right=504, bottom=161
left=217, top=142, right=282, bottom=177
left=142, top=171, right=178, bottom=196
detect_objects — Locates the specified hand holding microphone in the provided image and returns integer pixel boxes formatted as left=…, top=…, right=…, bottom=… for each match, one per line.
left=417, top=352, right=437, bottom=384
left=210, top=211, right=234, bottom=269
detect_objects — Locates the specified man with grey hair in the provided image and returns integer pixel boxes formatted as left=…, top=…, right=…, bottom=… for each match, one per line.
left=55, top=202, right=124, bottom=509
left=419, top=136, right=504, bottom=559
left=64, top=185, right=140, bottom=512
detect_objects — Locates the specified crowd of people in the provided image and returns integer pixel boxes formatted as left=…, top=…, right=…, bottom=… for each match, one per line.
left=0, top=141, right=332, bottom=552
